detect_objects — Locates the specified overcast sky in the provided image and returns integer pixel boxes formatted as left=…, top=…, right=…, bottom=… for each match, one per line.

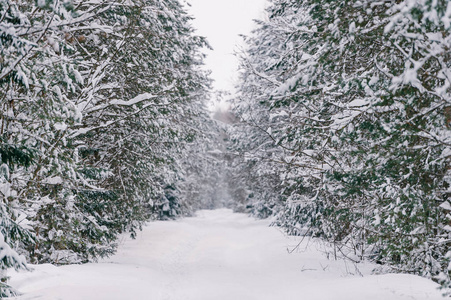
left=186, top=0, right=268, bottom=92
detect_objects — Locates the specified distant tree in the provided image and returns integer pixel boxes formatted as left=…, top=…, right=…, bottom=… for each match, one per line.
left=178, top=95, right=234, bottom=213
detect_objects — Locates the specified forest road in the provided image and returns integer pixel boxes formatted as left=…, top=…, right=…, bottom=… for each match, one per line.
left=10, top=209, right=445, bottom=300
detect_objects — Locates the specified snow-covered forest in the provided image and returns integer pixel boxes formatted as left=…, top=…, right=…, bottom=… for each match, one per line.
left=0, top=0, right=225, bottom=295
left=229, top=0, right=451, bottom=295
left=0, top=0, right=450, bottom=298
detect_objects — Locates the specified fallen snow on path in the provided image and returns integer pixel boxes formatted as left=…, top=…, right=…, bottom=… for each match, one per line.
left=11, top=209, right=444, bottom=299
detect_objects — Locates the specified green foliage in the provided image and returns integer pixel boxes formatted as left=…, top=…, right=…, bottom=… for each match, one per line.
left=0, top=140, right=34, bottom=169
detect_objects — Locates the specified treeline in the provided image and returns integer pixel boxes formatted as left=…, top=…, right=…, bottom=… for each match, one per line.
left=0, top=0, right=218, bottom=294
left=230, top=0, right=451, bottom=293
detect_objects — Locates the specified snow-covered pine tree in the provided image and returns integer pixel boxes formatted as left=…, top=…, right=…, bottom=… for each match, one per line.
left=0, top=0, right=37, bottom=267
left=0, top=0, right=119, bottom=264
left=302, top=0, right=451, bottom=289
left=231, top=0, right=334, bottom=226
left=338, top=0, right=451, bottom=289
left=1, top=0, right=211, bottom=268
left=233, top=0, right=451, bottom=291
left=0, top=231, right=27, bottom=297
left=0, top=158, right=30, bottom=296
left=70, top=0, right=210, bottom=231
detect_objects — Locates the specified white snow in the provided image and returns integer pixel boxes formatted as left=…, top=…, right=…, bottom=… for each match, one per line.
left=54, top=122, right=68, bottom=131
left=440, top=201, right=451, bottom=211
left=109, top=84, right=175, bottom=106
left=10, top=209, right=445, bottom=300
left=109, top=93, right=159, bottom=106
left=43, top=176, right=63, bottom=185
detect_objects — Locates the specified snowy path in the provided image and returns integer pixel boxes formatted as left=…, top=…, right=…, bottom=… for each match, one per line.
left=11, top=209, right=444, bottom=299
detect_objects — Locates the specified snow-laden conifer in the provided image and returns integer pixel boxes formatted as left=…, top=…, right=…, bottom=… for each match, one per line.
left=232, top=0, right=451, bottom=291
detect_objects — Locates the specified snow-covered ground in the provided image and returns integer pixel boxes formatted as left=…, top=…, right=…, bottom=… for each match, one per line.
left=10, top=209, right=445, bottom=299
